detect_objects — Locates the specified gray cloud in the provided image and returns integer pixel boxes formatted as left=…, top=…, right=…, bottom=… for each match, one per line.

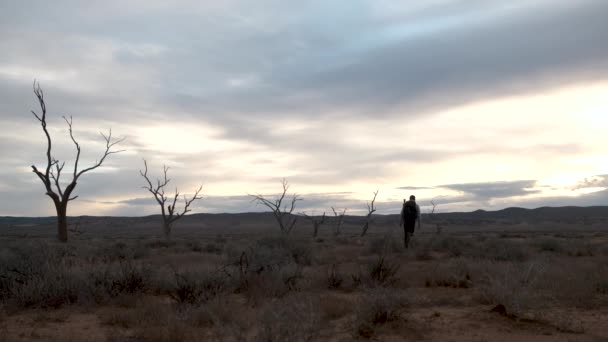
left=2, top=1, right=607, bottom=124
left=439, top=180, right=540, bottom=200
left=573, top=174, right=608, bottom=190
left=1, top=1, right=607, bottom=216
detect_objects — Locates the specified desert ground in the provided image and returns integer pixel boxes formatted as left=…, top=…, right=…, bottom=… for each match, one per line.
left=1, top=213, right=607, bottom=341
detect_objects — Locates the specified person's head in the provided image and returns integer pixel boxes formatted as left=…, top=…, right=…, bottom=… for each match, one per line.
left=409, top=195, right=416, bottom=201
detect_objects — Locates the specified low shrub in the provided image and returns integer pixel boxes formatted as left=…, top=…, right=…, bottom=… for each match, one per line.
left=368, top=256, right=399, bottom=287
left=86, top=261, right=150, bottom=303
left=425, top=259, right=472, bottom=288
left=477, top=260, right=547, bottom=318
left=167, top=270, right=226, bottom=305
left=354, top=288, right=408, bottom=338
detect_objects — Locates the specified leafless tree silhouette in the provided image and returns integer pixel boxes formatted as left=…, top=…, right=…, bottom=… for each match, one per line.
left=430, top=198, right=443, bottom=234
left=140, top=159, right=203, bottom=239
left=250, top=178, right=302, bottom=234
left=29, top=81, right=124, bottom=242
left=302, top=212, right=326, bottom=238
left=331, top=207, right=347, bottom=236
left=360, top=190, right=379, bottom=237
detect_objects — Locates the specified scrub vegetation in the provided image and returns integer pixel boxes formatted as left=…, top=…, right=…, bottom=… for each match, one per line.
left=1, top=220, right=607, bottom=341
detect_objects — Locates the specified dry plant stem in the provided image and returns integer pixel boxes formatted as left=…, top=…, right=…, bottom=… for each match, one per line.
left=250, top=178, right=302, bottom=234
left=331, top=207, right=347, bottom=236
left=361, top=190, right=379, bottom=237
left=430, top=199, right=443, bottom=234
left=302, top=212, right=326, bottom=238
left=140, top=159, right=203, bottom=239
left=30, top=81, right=124, bottom=242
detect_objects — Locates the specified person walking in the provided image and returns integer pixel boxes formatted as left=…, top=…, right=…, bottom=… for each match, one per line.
left=400, top=195, right=421, bottom=248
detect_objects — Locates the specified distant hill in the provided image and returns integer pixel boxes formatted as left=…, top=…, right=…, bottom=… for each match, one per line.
left=2, top=206, right=608, bottom=228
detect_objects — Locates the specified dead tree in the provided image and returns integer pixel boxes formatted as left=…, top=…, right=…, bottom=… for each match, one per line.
left=29, top=82, right=124, bottom=242
left=250, top=178, right=302, bottom=234
left=430, top=199, right=443, bottom=234
left=302, top=212, right=326, bottom=238
left=331, top=207, right=347, bottom=236
left=360, top=190, right=378, bottom=237
left=140, top=160, right=203, bottom=239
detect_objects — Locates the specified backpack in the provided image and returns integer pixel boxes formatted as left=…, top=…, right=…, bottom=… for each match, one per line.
left=402, top=201, right=417, bottom=220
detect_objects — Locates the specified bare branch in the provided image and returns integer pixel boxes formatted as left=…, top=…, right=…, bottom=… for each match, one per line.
left=361, top=189, right=379, bottom=237
left=30, top=81, right=53, bottom=183
left=75, top=128, right=125, bottom=179
left=49, top=160, right=66, bottom=197
left=249, top=178, right=301, bottom=234
left=28, top=82, right=122, bottom=242
left=140, top=160, right=203, bottom=238
left=331, top=207, right=347, bottom=236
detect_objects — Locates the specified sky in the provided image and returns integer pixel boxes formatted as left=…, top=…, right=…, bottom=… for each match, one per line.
left=1, top=0, right=608, bottom=217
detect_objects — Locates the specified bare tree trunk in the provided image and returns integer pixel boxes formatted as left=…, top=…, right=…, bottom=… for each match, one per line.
left=361, top=190, right=378, bottom=237
left=163, top=221, right=172, bottom=240
left=55, top=202, right=68, bottom=242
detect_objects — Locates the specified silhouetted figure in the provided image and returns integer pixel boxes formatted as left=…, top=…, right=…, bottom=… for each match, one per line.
left=400, top=195, right=421, bottom=248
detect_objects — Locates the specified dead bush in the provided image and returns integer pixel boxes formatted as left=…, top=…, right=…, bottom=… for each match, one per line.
left=167, top=270, right=226, bottom=305
left=86, top=261, right=149, bottom=303
left=242, top=263, right=304, bottom=303
left=0, top=243, right=87, bottom=308
left=12, top=266, right=82, bottom=308
left=368, top=256, right=400, bottom=287
left=354, top=288, right=408, bottom=338
left=539, top=259, right=608, bottom=308
left=477, top=260, right=547, bottom=318
left=425, top=259, right=472, bottom=288
left=254, top=236, right=313, bottom=266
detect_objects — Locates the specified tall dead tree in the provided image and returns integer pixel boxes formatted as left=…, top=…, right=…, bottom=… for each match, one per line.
left=302, top=212, right=326, bottom=238
left=140, top=160, right=203, bottom=239
left=360, top=190, right=378, bottom=237
left=250, top=178, right=302, bottom=234
left=29, top=82, right=124, bottom=242
left=331, top=207, right=347, bottom=236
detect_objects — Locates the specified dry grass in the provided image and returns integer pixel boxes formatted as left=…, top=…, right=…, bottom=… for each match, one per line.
left=0, top=229, right=607, bottom=340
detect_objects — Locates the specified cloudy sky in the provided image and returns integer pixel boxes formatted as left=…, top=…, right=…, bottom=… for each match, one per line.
left=1, top=0, right=608, bottom=217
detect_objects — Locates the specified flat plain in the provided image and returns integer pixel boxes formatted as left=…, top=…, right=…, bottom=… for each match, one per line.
left=1, top=210, right=607, bottom=341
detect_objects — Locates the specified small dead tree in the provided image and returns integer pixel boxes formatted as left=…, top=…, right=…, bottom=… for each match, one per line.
left=29, top=82, right=124, bottom=242
left=302, top=212, right=326, bottom=238
left=140, top=160, right=203, bottom=239
left=430, top=199, right=443, bottom=234
left=250, top=178, right=302, bottom=234
left=331, top=207, right=347, bottom=236
left=360, top=190, right=378, bottom=237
